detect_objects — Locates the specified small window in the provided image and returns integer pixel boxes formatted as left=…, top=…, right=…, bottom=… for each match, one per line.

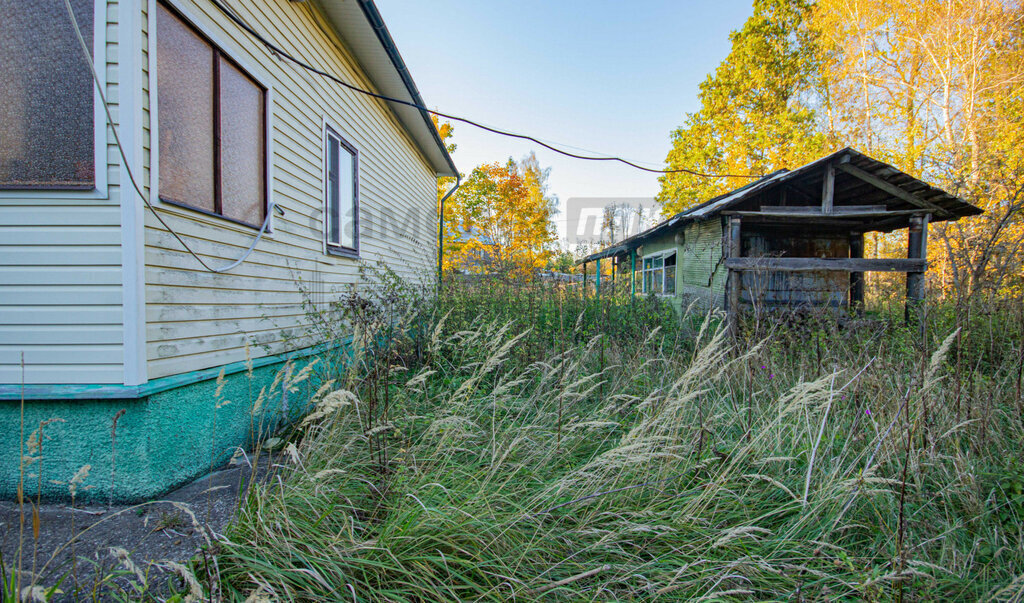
left=0, top=0, right=95, bottom=189
left=324, top=127, right=358, bottom=254
left=641, top=251, right=676, bottom=295
left=156, top=2, right=266, bottom=228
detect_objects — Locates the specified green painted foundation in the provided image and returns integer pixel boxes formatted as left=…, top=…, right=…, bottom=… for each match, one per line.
left=0, top=354, right=327, bottom=504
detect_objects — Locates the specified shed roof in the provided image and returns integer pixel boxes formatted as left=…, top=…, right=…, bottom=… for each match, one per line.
left=316, top=0, right=457, bottom=177
left=581, top=148, right=982, bottom=263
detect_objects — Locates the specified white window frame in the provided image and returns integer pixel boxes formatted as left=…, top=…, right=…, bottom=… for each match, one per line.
left=0, top=0, right=108, bottom=200
left=322, top=118, right=359, bottom=258
left=641, top=249, right=676, bottom=296
left=148, top=0, right=276, bottom=233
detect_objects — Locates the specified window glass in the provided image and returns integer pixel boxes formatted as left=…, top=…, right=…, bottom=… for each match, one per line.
left=664, top=253, right=676, bottom=294
left=0, top=0, right=95, bottom=188
left=219, top=56, right=265, bottom=226
left=157, top=3, right=215, bottom=211
left=326, top=137, right=340, bottom=245
left=652, top=267, right=664, bottom=294
left=325, top=129, right=357, bottom=252
left=156, top=2, right=266, bottom=226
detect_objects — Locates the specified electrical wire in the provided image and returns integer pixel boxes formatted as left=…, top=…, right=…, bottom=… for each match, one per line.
left=207, top=0, right=760, bottom=180
left=62, top=0, right=281, bottom=274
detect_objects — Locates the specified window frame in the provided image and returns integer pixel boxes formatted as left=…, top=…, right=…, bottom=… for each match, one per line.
left=322, top=121, right=360, bottom=258
left=0, top=0, right=108, bottom=198
left=640, top=249, right=677, bottom=296
left=150, top=0, right=274, bottom=232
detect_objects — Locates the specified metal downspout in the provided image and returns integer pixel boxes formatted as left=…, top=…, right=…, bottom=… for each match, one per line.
left=437, top=174, right=461, bottom=285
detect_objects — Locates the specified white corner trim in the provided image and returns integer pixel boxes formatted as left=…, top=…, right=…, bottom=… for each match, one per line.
left=121, top=0, right=147, bottom=387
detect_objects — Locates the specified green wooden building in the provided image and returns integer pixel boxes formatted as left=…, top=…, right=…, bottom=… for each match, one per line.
left=580, top=149, right=982, bottom=318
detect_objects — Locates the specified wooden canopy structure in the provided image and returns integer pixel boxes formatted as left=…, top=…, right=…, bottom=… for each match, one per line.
left=579, top=148, right=983, bottom=322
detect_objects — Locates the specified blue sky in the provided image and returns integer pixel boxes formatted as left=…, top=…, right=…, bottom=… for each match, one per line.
left=374, top=0, right=754, bottom=232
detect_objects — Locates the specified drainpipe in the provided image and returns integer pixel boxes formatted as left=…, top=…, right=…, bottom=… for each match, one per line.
left=437, top=174, right=461, bottom=285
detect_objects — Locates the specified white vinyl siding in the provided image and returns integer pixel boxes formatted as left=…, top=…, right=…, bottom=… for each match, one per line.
left=143, top=0, right=437, bottom=379
left=0, top=0, right=124, bottom=385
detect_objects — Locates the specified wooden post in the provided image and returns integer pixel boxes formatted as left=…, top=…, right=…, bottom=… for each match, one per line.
left=595, top=258, right=601, bottom=297
left=849, top=231, right=865, bottom=315
left=630, top=250, right=636, bottom=299
left=905, top=214, right=929, bottom=325
left=582, top=261, right=588, bottom=296
left=822, top=161, right=835, bottom=214
left=726, top=216, right=742, bottom=329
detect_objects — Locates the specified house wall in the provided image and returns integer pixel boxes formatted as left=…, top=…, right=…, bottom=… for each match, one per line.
left=0, top=1, right=126, bottom=385
left=677, top=218, right=727, bottom=307
left=142, top=0, right=439, bottom=380
left=632, top=219, right=729, bottom=311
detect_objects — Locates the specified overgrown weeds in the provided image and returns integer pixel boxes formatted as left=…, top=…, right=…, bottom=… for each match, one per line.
left=210, top=280, right=1024, bottom=601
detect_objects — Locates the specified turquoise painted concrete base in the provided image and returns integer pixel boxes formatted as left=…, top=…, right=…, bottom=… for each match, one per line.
left=0, top=357, right=321, bottom=504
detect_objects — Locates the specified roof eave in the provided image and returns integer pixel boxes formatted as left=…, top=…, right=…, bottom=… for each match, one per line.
left=314, top=0, right=458, bottom=177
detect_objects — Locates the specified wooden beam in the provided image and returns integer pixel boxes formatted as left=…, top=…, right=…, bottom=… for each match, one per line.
left=726, top=216, right=742, bottom=329
left=822, top=161, right=835, bottom=214
left=722, top=210, right=922, bottom=220
left=725, top=257, right=926, bottom=273
left=757, top=204, right=887, bottom=215
left=905, top=213, right=929, bottom=324
left=849, top=232, right=865, bottom=314
left=836, top=163, right=952, bottom=218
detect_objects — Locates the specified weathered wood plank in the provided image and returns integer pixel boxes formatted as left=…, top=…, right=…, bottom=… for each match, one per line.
left=756, top=204, right=887, bottom=215
left=722, top=209, right=922, bottom=219
left=822, top=161, right=835, bottom=213
left=849, top=232, right=865, bottom=313
left=725, top=257, right=926, bottom=272
left=905, top=214, right=929, bottom=325
left=726, top=217, right=742, bottom=326
left=837, top=163, right=952, bottom=217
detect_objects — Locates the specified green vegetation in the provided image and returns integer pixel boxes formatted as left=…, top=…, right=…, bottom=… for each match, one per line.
left=207, top=281, right=1024, bottom=601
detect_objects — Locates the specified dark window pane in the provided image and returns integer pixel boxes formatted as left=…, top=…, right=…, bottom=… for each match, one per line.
left=157, top=3, right=215, bottom=211
left=0, top=0, right=95, bottom=188
left=218, top=56, right=265, bottom=226
left=327, top=137, right=341, bottom=245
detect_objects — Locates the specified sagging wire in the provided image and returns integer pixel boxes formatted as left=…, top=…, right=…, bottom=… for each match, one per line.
left=62, top=0, right=282, bottom=274
left=208, top=0, right=760, bottom=180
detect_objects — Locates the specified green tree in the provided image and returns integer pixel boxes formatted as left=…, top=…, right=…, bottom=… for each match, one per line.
left=657, top=0, right=826, bottom=215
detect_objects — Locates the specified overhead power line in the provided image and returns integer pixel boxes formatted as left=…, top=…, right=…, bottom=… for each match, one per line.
left=208, top=0, right=760, bottom=181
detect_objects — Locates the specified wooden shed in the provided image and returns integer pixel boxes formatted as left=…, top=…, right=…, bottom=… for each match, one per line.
left=580, top=148, right=982, bottom=319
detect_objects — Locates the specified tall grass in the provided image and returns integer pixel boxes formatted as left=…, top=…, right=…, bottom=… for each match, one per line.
left=212, top=281, right=1024, bottom=601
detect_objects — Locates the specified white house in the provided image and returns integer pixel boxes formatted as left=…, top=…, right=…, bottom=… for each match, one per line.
left=0, top=0, right=457, bottom=501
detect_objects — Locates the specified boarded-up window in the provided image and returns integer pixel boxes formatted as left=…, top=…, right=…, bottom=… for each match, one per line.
left=156, top=2, right=266, bottom=228
left=325, top=127, right=358, bottom=254
left=0, top=0, right=95, bottom=189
